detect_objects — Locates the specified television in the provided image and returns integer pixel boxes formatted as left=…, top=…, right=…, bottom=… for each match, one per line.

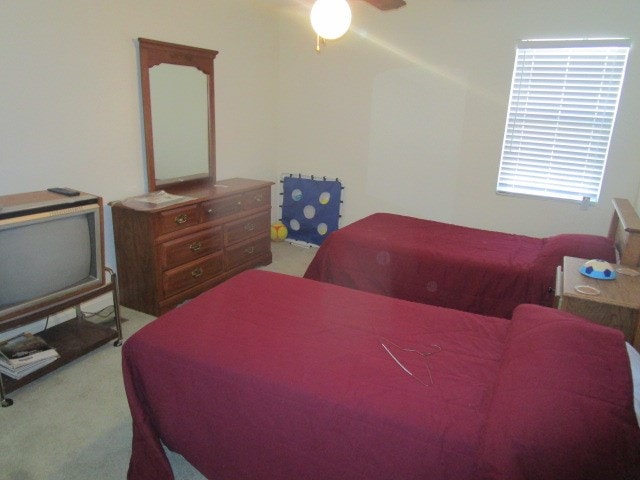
left=0, top=191, right=104, bottom=331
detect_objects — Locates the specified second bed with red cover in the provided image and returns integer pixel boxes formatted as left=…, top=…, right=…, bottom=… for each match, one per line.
left=304, top=213, right=616, bottom=318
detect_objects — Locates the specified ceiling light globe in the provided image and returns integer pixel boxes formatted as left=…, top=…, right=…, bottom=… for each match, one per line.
left=310, top=0, right=352, bottom=40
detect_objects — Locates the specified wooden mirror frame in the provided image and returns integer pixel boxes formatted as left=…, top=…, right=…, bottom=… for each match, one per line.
left=138, top=38, right=218, bottom=192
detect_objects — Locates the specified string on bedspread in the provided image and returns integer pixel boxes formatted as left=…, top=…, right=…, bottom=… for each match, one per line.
left=380, top=338, right=442, bottom=388
left=279, top=173, right=343, bottom=246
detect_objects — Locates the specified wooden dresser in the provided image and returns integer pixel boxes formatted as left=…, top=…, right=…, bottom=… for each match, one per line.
left=111, top=178, right=273, bottom=316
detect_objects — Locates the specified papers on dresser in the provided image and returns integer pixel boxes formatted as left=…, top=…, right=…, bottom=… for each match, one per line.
left=121, top=190, right=192, bottom=210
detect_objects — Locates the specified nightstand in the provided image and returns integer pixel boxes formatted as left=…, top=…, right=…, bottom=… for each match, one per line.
left=556, top=256, right=640, bottom=349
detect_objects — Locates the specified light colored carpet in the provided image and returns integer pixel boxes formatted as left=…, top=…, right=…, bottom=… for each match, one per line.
left=1, top=241, right=316, bottom=480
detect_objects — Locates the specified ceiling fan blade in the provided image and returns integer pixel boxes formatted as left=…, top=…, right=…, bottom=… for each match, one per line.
left=362, top=0, right=407, bottom=10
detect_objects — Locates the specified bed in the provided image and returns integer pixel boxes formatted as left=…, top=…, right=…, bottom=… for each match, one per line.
left=123, top=269, right=640, bottom=480
left=304, top=198, right=640, bottom=318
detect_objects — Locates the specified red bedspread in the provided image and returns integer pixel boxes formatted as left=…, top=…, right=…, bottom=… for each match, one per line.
left=304, top=213, right=616, bottom=318
left=123, top=270, right=639, bottom=480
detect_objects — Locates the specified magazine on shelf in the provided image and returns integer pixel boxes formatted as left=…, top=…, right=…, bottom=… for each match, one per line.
left=0, top=332, right=60, bottom=379
left=0, top=356, right=59, bottom=379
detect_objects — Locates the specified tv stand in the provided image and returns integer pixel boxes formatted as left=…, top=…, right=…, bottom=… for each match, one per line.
left=0, top=268, right=123, bottom=407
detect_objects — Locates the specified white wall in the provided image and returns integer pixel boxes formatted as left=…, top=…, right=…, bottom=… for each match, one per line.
left=2, top=0, right=640, bottom=255
left=0, top=0, right=280, bottom=271
left=274, top=0, right=640, bottom=237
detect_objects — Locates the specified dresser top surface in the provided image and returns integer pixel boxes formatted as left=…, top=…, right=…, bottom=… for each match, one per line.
left=111, top=178, right=273, bottom=213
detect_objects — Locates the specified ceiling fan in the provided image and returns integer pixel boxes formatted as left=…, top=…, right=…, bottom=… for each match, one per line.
left=362, top=0, right=406, bottom=10
left=311, top=0, right=406, bottom=49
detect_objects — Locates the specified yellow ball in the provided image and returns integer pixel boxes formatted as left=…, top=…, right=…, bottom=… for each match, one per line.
left=270, top=222, right=288, bottom=242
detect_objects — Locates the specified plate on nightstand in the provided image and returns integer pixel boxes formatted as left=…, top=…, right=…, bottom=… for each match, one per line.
left=575, top=285, right=600, bottom=295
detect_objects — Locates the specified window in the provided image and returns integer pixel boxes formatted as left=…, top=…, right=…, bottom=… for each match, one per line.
left=497, top=39, right=630, bottom=203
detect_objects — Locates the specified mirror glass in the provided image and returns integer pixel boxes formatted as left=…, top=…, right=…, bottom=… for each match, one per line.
left=138, top=38, right=218, bottom=192
left=150, top=64, right=209, bottom=182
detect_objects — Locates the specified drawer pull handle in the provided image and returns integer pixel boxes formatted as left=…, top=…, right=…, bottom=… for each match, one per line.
left=191, top=267, right=203, bottom=278
left=207, top=208, right=216, bottom=216
left=244, top=246, right=255, bottom=255
left=175, top=214, right=188, bottom=225
left=254, top=194, right=263, bottom=203
left=244, top=222, right=256, bottom=232
left=189, top=241, right=202, bottom=252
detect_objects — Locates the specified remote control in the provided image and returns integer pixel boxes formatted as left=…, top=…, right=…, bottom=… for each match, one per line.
left=47, top=187, right=80, bottom=197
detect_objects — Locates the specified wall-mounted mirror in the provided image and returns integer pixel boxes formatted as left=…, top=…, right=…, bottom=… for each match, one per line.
left=138, top=38, right=218, bottom=192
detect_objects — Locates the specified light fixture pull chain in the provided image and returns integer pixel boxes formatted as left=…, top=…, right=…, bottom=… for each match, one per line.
left=315, top=35, right=326, bottom=53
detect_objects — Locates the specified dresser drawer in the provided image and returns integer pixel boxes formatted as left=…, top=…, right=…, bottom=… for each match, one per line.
left=225, top=235, right=270, bottom=270
left=163, top=252, right=224, bottom=296
left=224, top=213, right=271, bottom=246
left=201, top=195, right=243, bottom=222
left=159, top=276, right=227, bottom=315
left=159, top=226, right=223, bottom=270
left=241, top=187, right=270, bottom=211
left=157, top=205, right=200, bottom=235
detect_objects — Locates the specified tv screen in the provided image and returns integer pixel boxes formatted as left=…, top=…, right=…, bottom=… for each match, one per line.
left=0, top=202, right=102, bottom=321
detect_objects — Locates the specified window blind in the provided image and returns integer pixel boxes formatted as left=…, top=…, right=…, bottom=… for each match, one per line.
left=497, top=40, right=630, bottom=203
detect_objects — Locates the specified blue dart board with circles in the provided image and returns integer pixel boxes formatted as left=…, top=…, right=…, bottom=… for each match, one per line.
left=281, top=175, right=343, bottom=246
